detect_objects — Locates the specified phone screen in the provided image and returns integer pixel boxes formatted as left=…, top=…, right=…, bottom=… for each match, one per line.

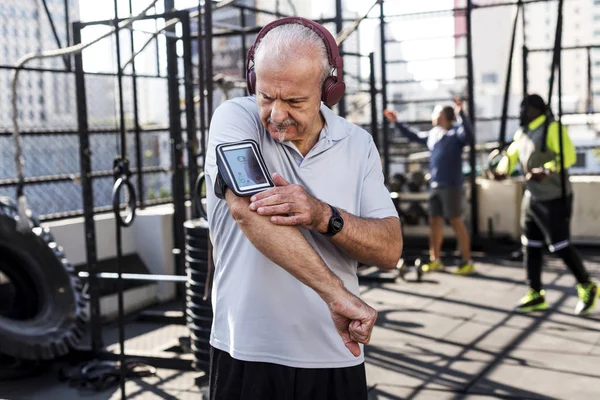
left=222, top=146, right=268, bottom=189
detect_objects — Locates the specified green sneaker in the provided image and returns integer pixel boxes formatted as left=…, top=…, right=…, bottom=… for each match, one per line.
left=422, top=260, right=444, bottom=273
left=453, top=262, right=475, bottom=275
left=575, top=282, right=599, bottom=315
left=516, top=288, right=549, bottom=312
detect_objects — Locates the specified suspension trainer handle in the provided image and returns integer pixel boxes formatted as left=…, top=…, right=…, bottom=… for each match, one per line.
left=112, top=157, right=137, bottom=227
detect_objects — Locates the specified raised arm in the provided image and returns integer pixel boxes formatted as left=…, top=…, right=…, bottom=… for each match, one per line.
left=384, top=109, right=428, bottom=146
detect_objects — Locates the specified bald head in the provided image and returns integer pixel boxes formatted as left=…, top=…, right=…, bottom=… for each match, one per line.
left=253, top=22, right=331, bottom=89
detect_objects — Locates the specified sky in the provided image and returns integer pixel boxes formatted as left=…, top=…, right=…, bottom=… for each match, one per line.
left=77, top=0, right=456, bottom=82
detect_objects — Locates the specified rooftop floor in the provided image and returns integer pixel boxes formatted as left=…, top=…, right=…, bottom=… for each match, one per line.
left=1, top=250, right=599, bottom=399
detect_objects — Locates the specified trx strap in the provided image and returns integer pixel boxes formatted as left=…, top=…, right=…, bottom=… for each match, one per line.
left=541, top=0, right=567, bottom=204
left=498, top=1, right=522, bottom=149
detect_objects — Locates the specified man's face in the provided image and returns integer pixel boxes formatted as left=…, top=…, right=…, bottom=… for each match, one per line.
left=255, top=53, right=323, bottom=143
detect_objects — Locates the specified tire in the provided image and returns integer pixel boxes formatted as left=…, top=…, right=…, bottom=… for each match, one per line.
left=0, top=197, right=88, bottom=360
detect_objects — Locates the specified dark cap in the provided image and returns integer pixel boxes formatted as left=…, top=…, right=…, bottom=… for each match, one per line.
left=521, top=94, right=547, bottom=112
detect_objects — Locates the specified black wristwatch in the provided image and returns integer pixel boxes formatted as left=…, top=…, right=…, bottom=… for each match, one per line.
left=324, top=204, right=344, bottom=238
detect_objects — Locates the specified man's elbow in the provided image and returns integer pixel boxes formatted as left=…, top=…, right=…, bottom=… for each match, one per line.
left=227, top=194, right=253, bottom=226
left=380, top=223, right=404, bottom=270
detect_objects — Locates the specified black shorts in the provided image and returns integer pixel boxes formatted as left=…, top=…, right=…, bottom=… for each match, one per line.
left=521, top=194, right=572, bottom=252
left=208, top=346, right=368, bottom=400
left=429, top=186, right=464, bottom=219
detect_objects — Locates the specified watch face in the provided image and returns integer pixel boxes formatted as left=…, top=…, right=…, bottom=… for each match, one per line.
left=332, top=218, right=343, bottom=231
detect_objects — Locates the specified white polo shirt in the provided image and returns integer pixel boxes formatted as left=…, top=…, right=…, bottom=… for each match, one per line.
left=205, top=96, right=397, bottom=368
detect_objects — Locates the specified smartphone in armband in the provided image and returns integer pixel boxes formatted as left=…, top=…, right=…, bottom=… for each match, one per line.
left=215, top=139, right=275, bottom=198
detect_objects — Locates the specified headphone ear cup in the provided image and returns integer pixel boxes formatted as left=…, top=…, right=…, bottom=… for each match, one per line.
left=246, top=68, right=256, bottom=96
left=321, top=77, right=346, bottom=107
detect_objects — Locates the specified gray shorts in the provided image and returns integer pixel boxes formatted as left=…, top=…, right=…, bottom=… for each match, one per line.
left=429, top=186, right=464, bottom=218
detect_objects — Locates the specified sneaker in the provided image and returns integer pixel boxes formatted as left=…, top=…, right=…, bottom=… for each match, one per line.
left=421, top=260, right=444, bottom=273
left=515, top=288, right=549, bottom=312
left=575, top=282, right=599, bottom=315
left=453, top=262, right=476, bottom=275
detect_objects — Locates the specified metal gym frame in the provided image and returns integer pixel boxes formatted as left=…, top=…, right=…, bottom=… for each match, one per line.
left=376, top=0, right=600, bottom=245
left=3, top=0, right=595, bottom=383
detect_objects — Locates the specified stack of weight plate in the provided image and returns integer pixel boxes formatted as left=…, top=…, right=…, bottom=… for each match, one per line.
left=183, top=218, right=213, bottom=370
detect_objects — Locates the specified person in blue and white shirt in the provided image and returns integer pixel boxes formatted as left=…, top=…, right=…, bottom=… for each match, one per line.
left=384, top=98, right=474, bottom=275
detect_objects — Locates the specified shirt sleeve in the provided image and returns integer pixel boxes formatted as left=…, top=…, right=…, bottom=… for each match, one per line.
left=544, top=121, right=577, bottom=171
left=456, top=110, right=474, bottom=146
left=496, top=131, right=521, bottom=175
left=204, top=99, right=263, bottom=201
left=360, top=139, right=399, bottom=219
left=394, top=122, right=428, bottom=146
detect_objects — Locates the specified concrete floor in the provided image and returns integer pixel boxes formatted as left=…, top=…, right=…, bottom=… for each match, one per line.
left=1, top=252, right=599, bottom=399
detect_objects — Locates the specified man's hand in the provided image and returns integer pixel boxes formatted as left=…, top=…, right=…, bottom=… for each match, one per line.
left=526, top=168, right=549, bottom=182
left=383, top=109, right=398, bottom=124
left=325, top=289, right=377, bottom=357
left=452, top=96, right=463, bottom=114
left=249, top=173, right=330, bottom=232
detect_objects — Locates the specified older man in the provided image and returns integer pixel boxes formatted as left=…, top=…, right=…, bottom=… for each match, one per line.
left=204, top=17, right=402, bottom=399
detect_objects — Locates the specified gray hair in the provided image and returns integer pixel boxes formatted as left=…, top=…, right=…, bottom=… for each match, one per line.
left=253, top=22, right=331, bottom=86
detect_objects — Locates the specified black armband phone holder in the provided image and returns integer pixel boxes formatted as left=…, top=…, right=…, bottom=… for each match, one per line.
left=215, top=139, right=275, bottom=198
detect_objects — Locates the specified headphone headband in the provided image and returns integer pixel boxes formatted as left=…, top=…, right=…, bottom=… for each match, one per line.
left=245, top=17, right=345, bottom=107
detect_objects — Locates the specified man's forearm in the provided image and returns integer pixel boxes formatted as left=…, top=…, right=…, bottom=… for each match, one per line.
left=325, top=209, right=403, bottom=269
left=226, top=191, right=344, bottom=302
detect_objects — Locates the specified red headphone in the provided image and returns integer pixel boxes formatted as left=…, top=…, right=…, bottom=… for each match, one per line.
left=245, top=17, right=345, bottom=107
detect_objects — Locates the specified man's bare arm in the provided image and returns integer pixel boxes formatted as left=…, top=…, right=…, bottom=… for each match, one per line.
left=226, top=190, right=377, bottom=356
left=249, top=174, right=403, bottom=270
left=226, top=190, right=343, bottom=302
left=326, top=211, right=402, bottom=270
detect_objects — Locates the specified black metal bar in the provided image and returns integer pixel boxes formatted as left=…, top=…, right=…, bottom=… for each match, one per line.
left=341, top=51, right=369, bottom=58
left=587, top=46, right=593, bottom=113
left=529, top=44, right=600, bottom=53
left=181, top=13, right=199, bottom=219
left=522, top=2, right=528, bottom=96
left=197, top=3, right=207, bottom=162
left=556, top=1, right=567, bottom=205
left=387, top=55, right=467, bottom=64
left=466, top=0, right=479, bottom=243
left=0, top=64, right=169, bottom=79
left=205, top=0, right=215, bottom=121
left=129, top=0, right=145, bottom=210
left=41, top=0, right=70, bottom=69
left=113, top=1, right=127, bottom=162
left=201, top=25, right=263, bottom=38
left=154, top=5, right=161, bottom=77
left=63, top=0, right=71, bottom=70
left=369, top=52, right=378, bottom=149
left=240, top=9, right=247, bottom=80
left=112, top=5, right=127, bottom=398
left=388, top=33, right=467, bottom=44
left=379, top=0, right=389, bottom=182
left=77, top=10, right=184, bottom=27
left=166, top=8, right=187, bottom=302
left=223, top=2, right=293, bottom=18
left=98, top=351, right=194, bottom=371
left=499, top=2, right=521, bottom=148
left=390, top=97, right=457, bottom=105
left=78, top=271, right=188, bottom=282
left=335, top=0, right=346, bottom=117
left=0, top=166, right=170, bottom=188
left=73, top=21, right=103, bottom=355
left=0, top=125, right=172, bottom=137
left=387, top=76, right=468, bottom=85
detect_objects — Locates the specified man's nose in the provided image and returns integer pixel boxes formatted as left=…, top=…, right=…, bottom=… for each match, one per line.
left=270, top=101, right=288, bottom=123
